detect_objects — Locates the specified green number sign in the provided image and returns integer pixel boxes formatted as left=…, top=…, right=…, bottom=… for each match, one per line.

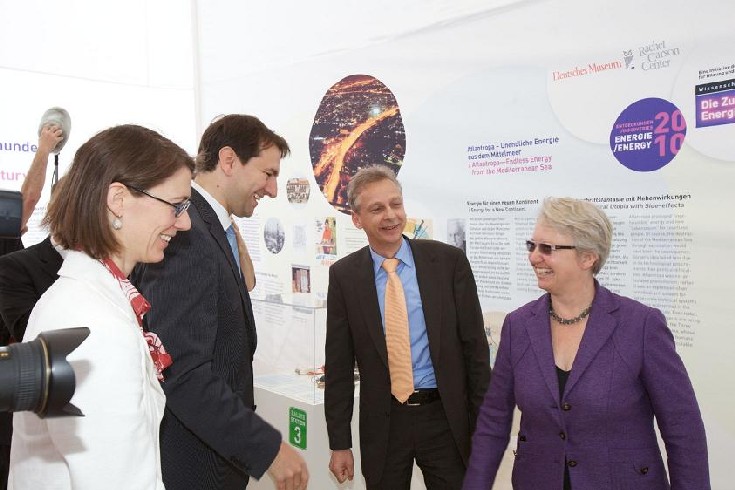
left=289, top=407, right=307, bottom=450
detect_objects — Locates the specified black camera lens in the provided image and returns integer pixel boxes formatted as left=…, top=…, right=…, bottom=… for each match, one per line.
left=0, top=327, right=89, bottom=418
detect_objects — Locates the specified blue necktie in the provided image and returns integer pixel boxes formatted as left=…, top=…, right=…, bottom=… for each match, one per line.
left=225, top=224, right=241, bottom=272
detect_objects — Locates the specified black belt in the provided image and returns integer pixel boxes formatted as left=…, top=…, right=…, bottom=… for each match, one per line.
left=392, top=389, right=440, bottom=407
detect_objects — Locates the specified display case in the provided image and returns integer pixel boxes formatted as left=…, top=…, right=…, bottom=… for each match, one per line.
left=251, top=294, right=331, bottom=405
left=250, top=294, right=364, bottom=489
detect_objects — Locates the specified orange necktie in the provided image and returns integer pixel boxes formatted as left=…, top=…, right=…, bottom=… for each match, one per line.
left=382, top=258, right=414, bottom=403
left=231, top=219, right=256, bottom=291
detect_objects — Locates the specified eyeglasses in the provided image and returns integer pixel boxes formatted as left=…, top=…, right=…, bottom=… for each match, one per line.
left=126, top=184, right=191, bottom=218
left=525, top=240, right=576, bottom=255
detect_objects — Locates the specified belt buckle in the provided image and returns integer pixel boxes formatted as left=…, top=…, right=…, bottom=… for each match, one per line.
left=406, top=391, right=421, bottom=407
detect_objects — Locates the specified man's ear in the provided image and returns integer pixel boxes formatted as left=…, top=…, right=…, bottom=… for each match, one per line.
left=107, top=182, right=127, bottom=217
left=218, top=146, right=237, bottom=176
left=351, top=211, right=362, bottom=229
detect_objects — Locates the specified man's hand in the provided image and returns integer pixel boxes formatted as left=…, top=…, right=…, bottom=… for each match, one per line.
left=329, top=449, right=354, bottom=484
left=266, top=442, right=309, bottom=490
left=38, top=124, right=63, bottom=154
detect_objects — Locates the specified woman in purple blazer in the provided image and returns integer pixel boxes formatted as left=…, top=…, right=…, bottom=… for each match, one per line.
left=463, top=197, right=709, bottom=489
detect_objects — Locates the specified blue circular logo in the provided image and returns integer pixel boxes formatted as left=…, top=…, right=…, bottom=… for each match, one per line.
left=610, top=97, right=686, bottom=172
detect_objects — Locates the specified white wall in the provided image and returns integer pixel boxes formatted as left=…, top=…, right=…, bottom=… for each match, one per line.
left=194, top=1, right=735, bottom=488
left=0, top=0, right=197, bottom=243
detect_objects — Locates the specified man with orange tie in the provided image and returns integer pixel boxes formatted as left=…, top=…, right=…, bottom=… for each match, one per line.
left=325, top=165, right=490, bottom=489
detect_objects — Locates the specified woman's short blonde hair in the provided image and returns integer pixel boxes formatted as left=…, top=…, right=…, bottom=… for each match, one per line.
left=538, top=197, right=613, bottom=275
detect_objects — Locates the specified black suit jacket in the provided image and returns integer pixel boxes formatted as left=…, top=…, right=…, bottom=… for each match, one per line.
left=0, top=236, right=24, bottom=346
left=131, top=189, right=281, bottom=490
left=324, top=238, right=490, bottom=482
left=0, top=236, right=61, bottom=341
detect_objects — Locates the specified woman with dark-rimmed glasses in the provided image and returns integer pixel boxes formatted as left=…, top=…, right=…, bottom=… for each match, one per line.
left=9, top=124, right=194, bottom=490
left=463, top=197, right=709, bottom=489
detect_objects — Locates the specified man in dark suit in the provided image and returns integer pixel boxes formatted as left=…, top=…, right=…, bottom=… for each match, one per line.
left=0, top=123, right=65, bottom=342
left=0, top=123, right=64, bottom=340
left=0, top=124, right=63, bottom=490
left=325, top=166, right=490, bottom=489
left=132, top=115, right=308, bottom=490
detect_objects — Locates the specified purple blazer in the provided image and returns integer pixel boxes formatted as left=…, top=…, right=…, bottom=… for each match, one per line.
left=463, top=283, right=709, bottom=489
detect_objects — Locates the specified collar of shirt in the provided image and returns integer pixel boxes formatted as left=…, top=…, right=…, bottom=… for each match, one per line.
left=369, top=236, right=415, bottom=274
left=191, top=180, right=232, bottom=232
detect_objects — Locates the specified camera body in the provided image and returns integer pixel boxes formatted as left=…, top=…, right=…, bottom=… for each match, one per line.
left=0, top=190, right=22, bottom=239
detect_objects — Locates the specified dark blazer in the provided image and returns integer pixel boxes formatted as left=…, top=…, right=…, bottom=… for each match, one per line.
left=0, top=236, right=61, bottom=341
left=131, top=189, right=281, bottom=490
left=464, top=284, right=710, bottom=490
left=0, top=236, right=24, bottom=356
left=0, top=237, right=23, bottom=257
left=325, top=238, right=490, bottom=482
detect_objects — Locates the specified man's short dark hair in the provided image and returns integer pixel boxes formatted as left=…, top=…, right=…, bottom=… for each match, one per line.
left=195, top=114, right=290, bottom=173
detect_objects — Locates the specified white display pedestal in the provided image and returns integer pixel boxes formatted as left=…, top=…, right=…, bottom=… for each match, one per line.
left=248, top=377, right=428, bottom=490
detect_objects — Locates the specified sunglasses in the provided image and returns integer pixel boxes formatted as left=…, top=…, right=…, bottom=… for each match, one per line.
left=127, top=184, right=191, bottom=218
left=525, top=240, right=576, bottom=255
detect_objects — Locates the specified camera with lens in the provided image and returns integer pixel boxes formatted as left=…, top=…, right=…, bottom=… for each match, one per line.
left=0, top=327, right=89, bottom=418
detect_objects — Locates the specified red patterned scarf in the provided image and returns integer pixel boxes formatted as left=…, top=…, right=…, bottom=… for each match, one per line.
left=99, top=258, right=172, bottom=381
